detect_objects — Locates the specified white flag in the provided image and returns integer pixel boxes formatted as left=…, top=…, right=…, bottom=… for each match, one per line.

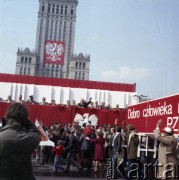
left=35, top=119, right=55, bottom=147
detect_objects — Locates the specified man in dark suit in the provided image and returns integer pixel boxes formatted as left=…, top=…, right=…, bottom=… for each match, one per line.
left=110, top=127, right=122, bottom=157
left=64, top=128, right=82, bottom=173
left=109, top=127, right=125, bottom=178
left=78, top=97, right=92, bottom=108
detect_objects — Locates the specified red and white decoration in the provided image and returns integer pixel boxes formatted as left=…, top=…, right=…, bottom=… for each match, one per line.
left=74, top=113, right=98, bottom=127
left=0, top=73, right=137, bottom=108
left=44, top=40, right=65, bottom=65
left=126, top=94, right=179, bottom=134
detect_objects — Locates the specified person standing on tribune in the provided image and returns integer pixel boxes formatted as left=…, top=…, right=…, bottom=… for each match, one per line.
left=0, top=103, right=40, bottom=180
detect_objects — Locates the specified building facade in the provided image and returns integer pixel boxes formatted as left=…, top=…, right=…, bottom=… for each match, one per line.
left=15, top=0, right=90, bottom=80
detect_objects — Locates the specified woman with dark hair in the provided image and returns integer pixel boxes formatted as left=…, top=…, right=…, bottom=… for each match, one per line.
left=0, top=103, right=40, bottom=180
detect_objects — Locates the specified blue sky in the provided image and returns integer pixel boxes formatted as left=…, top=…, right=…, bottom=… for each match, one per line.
left=0, top=0, right=179, bottom=99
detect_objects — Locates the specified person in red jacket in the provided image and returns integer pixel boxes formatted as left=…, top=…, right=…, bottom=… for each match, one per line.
left=86, top=131, right=106, bottom=172
left=52, top=140, right=65, bottom=174
left=83, top=121, right=93, bottom=136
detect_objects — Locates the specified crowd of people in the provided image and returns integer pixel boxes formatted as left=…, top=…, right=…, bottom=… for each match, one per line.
left=36, top=120, right=126, bottom=176
left=0, top=95, right=123, bottom=110
left=0, top=103, right=178, bottom=179
left=35, top=119, right=179, bottom=179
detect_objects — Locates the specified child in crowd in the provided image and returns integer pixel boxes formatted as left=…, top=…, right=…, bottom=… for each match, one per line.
left=52, top=140, right=64, bottom=174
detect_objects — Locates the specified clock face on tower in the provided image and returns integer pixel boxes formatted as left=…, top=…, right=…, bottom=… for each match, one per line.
left=44, top=40, right=65, bottom=65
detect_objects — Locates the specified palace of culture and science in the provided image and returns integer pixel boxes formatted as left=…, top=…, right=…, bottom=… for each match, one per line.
left=15, top=0, right=90, bottom=80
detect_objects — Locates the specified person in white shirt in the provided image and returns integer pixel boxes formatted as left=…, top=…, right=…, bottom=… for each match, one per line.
left=15, top=95, right=25, bottom=103
left=40, top=97, right=48, bottom=105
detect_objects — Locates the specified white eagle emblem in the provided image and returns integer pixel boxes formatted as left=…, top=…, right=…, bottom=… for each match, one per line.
left=74, top=113, right=98, bottom=127
left=45, top=42, right=64, bottom=62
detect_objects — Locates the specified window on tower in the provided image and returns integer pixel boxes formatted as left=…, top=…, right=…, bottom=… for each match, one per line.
left=54, top=21, right=58, bottom=40
left=79, top=72, right=81, bottom=80
left=29, top=58, right=32, bottom=64
left=46, top=71, right=49, bottom=77
left=52, top=4, right=55, bottom=14
left=65, top=6, right=67, bottom=15
left=55, top=72, right=58, bottom=78
left=46, top=20, right=49, bottom=39
left=20, top=67, right=23, bottom=74
left=71, top=6, right=74, bottom=15
left=21, top=57, right=24, bottom=63
left=24, top=68, right=26, bottom=75
left=83, top=63, right=85, bottom=68
left=63, top=33, right=66, bottom=41
left=56, top=5, right=59, bottom=14
left=48, top=4, right=51, bottom=13
left=82, top=73, right=85, bottom=80
left=50, top=20, right=54, bottom=39
left=42, top=3, right=45, bottom=12
left=60, top=5, right=63, bottom=15
left=60, top=71, right=63, bottom=78
left=25, top=57, right=28, bottom=63
left=75, top=62, right=78, bottom=68
left=28, top=68, right=31, bottom=75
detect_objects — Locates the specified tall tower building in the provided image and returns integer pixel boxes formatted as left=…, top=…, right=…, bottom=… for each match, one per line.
left=15, top=0, right=90, bottom=80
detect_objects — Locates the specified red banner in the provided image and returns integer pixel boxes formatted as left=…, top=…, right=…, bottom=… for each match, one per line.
left=126, top=94, right=179, bottom=134
left=0, top=73, right=136, bottom=92
left=0, top=103, right=126, bottom=128
left=44, top=40, right=65, bottom=65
